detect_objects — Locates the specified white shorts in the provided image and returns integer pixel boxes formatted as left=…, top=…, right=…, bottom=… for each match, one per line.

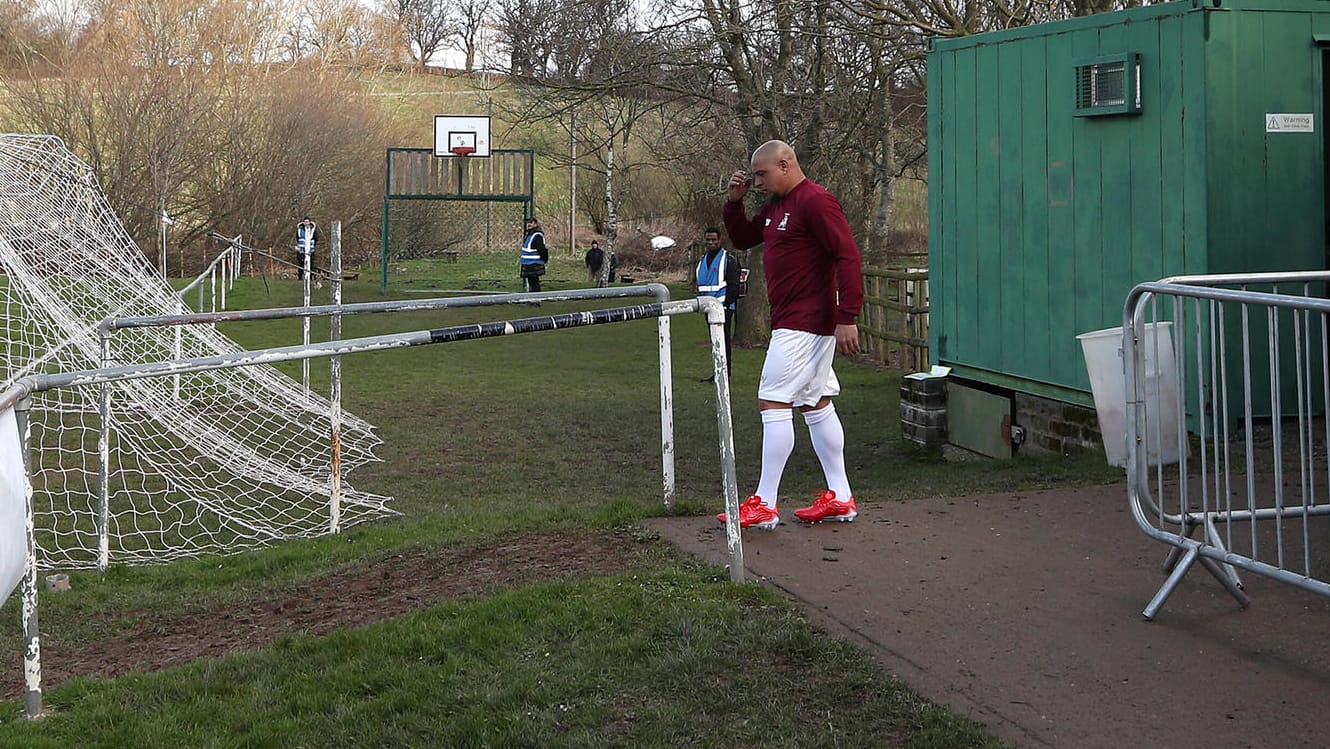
left=758, top=329, right=841, bottom=407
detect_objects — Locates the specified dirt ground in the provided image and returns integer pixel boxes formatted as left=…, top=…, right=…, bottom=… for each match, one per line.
left=645, top=485, right=1330, bottom=749
left=6, top=533, right=636, bottom=699
left=19, top=489, right=1330, bottom=749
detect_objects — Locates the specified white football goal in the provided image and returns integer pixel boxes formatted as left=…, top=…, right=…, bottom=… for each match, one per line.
left=0, top=134, right=394, bottom=570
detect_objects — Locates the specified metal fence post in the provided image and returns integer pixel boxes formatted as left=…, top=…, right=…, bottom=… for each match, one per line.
left=380, top=197, right=390, bottom=296
left=159, top=212, right=168, bottom=280
left=703, top=299, right=743, bottom=582
left=97, top=334, right=111, bottom=573
left=329, top=222, right=343, bottom=534
left=658, top=315, right=675, bottom=508
left=15, top=396, right=42, bottom=719
left=172, top=324, right=182, bottom=401
left=302, top=251, right=311, bottom=395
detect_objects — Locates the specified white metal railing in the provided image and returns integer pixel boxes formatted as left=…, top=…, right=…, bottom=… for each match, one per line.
left=1, top=292, right=740, bottom=720
left=1123, top=271, right=1330, bottom=619
left=178, top=239, right=242, bottom=315
left=98, top=281, right=684, bottom=571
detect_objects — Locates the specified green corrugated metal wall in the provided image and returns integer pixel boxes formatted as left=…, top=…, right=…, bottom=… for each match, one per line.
left=929, top=0, right=1330, bottom=408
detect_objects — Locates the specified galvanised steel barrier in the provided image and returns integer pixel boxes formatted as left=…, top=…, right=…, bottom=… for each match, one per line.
left=1124, top=271, right=1330, bottom=620
left=1, top=294, right=742, bottom=719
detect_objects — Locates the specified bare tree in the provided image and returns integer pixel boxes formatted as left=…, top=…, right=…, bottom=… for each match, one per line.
left=3, top=0, right=406, bottom=270
left=451, top=0, right=490, bottom=72
left=0, top=0, right=38, bottom=67
left=385, top=0, right=452, bottom=68
left=494, top=4, right=711, bottom=284
left=302, top=0, right=398, bottom=65
left=494, top=0, right=559, bottom=76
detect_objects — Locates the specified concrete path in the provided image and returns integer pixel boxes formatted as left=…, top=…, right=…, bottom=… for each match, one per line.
left=645, top=485, right=1330, bottom=749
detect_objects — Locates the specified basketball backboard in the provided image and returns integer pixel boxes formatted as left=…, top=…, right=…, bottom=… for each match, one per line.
left=433, top=115, right=492, bottom=158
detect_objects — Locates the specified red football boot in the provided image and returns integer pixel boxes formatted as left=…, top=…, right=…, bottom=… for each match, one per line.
left=716, top=495, right=781, bottom=529
left=793, top=489, right=858, bottom=523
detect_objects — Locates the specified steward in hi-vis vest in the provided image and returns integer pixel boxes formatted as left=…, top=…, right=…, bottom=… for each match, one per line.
left=295, top=217, right=319, bottom=280
left=696, top=246, right=738, bottom=311
left=519, top=216, right=549, bottom=292
left=694, top=227, right=742, bottom=382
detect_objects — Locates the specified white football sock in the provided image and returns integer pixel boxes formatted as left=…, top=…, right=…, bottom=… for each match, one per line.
left=754, top=408, right=795, bottom=508
left=804, top=403, right=852, bottom=500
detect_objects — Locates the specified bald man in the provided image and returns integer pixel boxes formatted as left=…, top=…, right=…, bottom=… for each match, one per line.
left=717, top=140, right=864, bottom=529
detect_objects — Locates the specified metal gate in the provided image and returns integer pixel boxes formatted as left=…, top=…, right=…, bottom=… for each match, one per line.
left=1124, top=271, right=1330, bottom=619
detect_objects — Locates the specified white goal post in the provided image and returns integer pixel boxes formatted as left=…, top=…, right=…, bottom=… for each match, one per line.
left=1, top=293, right=741, bottom=720
left=0, top=134, right=394, bottom=571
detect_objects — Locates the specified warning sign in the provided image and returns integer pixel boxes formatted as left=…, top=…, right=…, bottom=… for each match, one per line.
left=1266, top=113, right=1315, bottom=133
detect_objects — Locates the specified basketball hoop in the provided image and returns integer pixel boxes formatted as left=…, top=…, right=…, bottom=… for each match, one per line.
left=434, top=116, right=492, bottom=158
left=446, top=130, right=479, bottom=159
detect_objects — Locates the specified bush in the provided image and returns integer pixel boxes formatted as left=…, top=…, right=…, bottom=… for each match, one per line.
left=612, top=235, right=690, bottom=280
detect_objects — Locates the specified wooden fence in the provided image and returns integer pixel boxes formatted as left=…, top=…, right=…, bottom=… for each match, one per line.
left=858, top=266, right=930, bottom=372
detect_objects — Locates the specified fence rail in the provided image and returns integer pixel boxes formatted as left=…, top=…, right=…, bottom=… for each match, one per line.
left=2, top=292, right=743, bottom=720
left=178, top=241, right=241, bottom=314
left=859, top=266, right=929, bottom=371
left=1123, top=271, right=1330, bottom=620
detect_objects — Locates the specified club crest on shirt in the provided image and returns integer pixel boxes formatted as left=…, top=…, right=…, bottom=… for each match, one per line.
left=777, top=213, right=790, bottom=231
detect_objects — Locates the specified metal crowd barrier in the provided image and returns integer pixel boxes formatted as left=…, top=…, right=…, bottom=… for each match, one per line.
left=1124, top=271, right=1330, bottom=619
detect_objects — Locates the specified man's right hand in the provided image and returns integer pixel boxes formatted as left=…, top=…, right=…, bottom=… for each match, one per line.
left=727, top=171, right=750, bottom=203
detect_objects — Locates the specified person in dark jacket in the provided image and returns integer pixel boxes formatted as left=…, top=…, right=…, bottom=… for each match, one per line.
left=519, top=216, right=549, bottom=292
left=584, top=239, right=604, bottom=284
left=695, top=227, right=741, bottom=382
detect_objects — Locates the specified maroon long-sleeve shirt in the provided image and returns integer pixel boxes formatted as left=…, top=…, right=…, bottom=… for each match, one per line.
left=723, top=178, right=864, bottom=336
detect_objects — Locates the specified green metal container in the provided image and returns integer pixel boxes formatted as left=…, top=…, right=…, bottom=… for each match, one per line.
left=928, top=0, right=1330, bottom=411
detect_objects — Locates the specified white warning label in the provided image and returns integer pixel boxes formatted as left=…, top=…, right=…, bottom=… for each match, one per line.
left=1266, top=113, right=1315, bottom=133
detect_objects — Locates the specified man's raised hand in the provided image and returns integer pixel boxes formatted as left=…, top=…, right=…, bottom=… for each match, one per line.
left=727, top=171, right=750, bottom=203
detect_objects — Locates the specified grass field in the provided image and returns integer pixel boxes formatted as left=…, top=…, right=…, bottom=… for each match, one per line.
left=0, top=252, right=1121, bottom=747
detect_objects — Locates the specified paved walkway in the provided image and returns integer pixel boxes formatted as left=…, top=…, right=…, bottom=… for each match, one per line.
left=645, top=484, right=1330, bottom=749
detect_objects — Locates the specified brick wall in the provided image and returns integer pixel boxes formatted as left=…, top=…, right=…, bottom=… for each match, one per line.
left=1013, top=393, right=1102, bottom=455
left=900, top=376, right=947, bottom=448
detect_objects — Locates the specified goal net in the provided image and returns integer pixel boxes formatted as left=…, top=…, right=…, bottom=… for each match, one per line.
left=0, top=134, right=394, bottom=570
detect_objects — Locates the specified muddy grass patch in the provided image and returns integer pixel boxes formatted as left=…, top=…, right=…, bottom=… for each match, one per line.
left=9, top=532, right=638, bottom=696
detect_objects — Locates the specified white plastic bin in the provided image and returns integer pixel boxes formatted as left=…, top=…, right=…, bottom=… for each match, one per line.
left=1077, top=322, right=1181, bottom=468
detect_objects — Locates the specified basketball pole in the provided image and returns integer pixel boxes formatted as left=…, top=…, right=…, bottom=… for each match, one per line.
left=380, top=149, right=390, bottom=296
left=486, top=99, right=493, bottom=251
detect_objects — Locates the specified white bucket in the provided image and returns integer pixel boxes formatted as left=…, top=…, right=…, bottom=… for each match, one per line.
left=1077, top=322, right=1181, bottom=468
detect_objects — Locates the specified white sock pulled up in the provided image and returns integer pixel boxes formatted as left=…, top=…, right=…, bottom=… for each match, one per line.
left=803, top=402, right=852, bottom=500
left=754, top=408, right=795, bottom=508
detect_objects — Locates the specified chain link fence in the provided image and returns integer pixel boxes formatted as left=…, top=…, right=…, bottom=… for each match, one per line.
left=382, top=148, right=534, bottom=291
left=386, top=199, right=526, bottom=260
